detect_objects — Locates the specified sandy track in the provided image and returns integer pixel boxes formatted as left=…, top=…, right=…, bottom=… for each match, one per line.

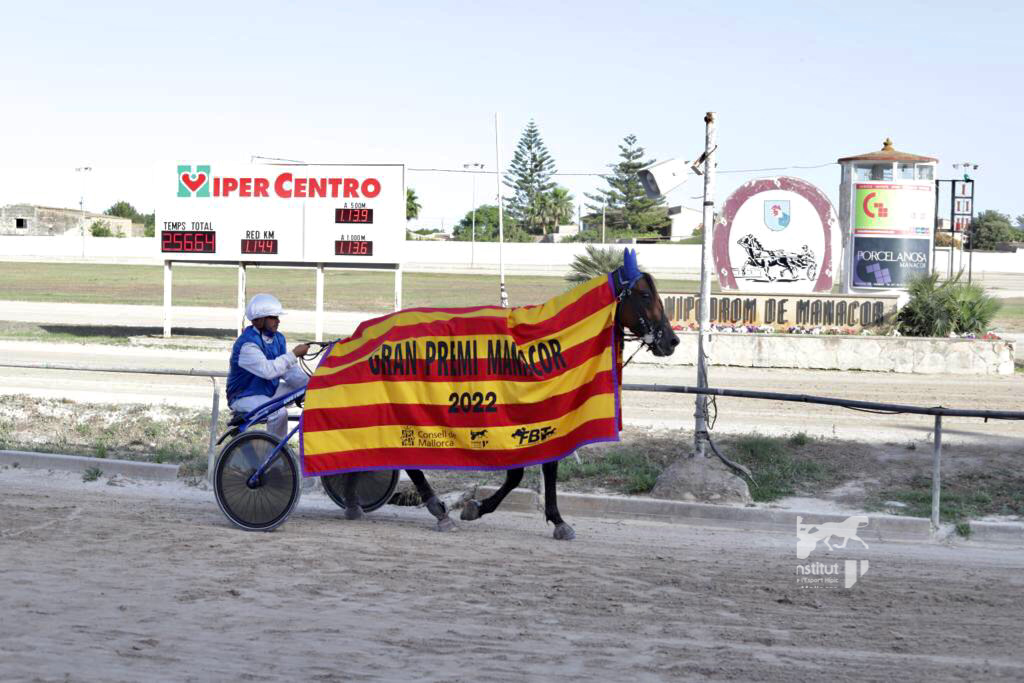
left=2, top=470, right=1023, bottom=682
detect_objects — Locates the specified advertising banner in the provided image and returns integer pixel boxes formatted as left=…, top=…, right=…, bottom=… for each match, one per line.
left=852, top=237, right=930, bottom=288
left=854, top=183, right=933, bottom=237
left=300, top=275, right=621, bottom=476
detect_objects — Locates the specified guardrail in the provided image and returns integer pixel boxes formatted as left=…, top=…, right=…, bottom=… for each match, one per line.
left=4, top=361, right=1021, bottom=533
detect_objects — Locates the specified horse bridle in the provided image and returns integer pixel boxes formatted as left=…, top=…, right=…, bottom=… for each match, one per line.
left=615, top=272, right=670, bottom=357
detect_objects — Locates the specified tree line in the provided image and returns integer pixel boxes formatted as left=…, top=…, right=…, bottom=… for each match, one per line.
left=410, top=120, right=673, bottom=243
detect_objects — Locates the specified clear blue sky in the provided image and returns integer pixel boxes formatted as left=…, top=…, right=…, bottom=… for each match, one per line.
left=1, top=0, right=1021, bottom=227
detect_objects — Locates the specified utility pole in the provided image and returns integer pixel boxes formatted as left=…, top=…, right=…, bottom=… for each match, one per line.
left=463, top=162, right=484, bottom=268
left=495, top=113, right=509, bottom=308
left=75, top=166, right=92, bottom=258
left=695, top=112, right=717, bottom=458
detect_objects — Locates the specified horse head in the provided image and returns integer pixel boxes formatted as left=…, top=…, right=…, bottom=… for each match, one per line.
left=613, top=248, right=679, bottom=357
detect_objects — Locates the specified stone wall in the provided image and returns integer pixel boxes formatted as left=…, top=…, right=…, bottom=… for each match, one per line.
left=632, top=333, right=1016, bottom=375
left=0, top=205, right=132, bottom=237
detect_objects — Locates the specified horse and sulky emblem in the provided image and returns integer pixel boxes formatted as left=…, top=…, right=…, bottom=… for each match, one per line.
left=736, top=234, right=818, bottom=283
left=796, top=515, right=869, bottom=560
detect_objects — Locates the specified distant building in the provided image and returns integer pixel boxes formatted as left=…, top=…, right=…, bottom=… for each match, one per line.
left=0, top=204, right=134, bottom=237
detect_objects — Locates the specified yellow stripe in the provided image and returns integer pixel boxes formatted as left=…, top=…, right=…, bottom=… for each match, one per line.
left=330, top=276, right=608, bottom=358
left=314, top=297, right=615, bottom=379
left=303, top=392, right=615, bottom=456
left=306, top=344, right=614, bottom=409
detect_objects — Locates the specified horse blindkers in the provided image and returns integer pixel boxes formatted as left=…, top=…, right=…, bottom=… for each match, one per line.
left=300, top=275, right=623, bottom=476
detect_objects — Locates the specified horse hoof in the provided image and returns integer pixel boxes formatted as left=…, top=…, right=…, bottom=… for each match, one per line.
left=553, top=523, right=576, bottom=541
left=344, top=505, right=365, bottom=521
left=436, top=516, right=458, bottom=532
left=460, top=499, right=482, bottom=521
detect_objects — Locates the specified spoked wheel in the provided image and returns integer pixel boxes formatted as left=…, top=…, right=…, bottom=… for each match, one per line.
left=322, top=470, right=400, bottom=513
left=806, top=263, right=818, bottom=281
left=214, top=431, right=301, bottom=531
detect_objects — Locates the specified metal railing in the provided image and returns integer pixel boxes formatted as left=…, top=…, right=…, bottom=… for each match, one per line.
left=4, top=361, right=1022, bottom=533
left=622, top=383, right=1024, bottom=531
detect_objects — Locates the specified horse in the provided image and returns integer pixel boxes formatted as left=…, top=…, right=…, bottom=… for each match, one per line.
left=737, top=234, right=816, bottom=282
left=336, top=250, right=679, bottom=540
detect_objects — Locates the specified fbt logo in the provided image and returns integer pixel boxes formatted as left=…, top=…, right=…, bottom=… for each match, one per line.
left=511, top=426, right=556, bottom=446
left=178, top=164, right=211, bottom=198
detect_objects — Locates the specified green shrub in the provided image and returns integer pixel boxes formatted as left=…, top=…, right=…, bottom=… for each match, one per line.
left=897, top=272, right=1001, bottom=337
left=89, top=220, right=115, bottom=237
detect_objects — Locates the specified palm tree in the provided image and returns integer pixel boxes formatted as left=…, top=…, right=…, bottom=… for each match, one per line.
left=406, top=188, right=421, bottom=221
left=565, top=244, right=643, bottom=284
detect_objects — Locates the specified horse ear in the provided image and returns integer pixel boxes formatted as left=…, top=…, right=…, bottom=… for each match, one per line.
left=623, top=248, right=640, bottom=280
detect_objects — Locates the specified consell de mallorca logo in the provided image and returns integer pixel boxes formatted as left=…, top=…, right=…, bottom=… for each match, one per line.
left=176, top=164, right=382, bottom=199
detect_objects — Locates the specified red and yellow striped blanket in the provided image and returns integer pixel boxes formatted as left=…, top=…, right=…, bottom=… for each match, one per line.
left=299, top=274, right=622, bottom=476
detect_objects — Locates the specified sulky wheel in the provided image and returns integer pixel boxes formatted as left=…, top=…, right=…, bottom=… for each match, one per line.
left=806, top=263, right=818, bottom=281
left=214, top=431, right=301, bottom=532
left=322, top=471, right=400, bottom=513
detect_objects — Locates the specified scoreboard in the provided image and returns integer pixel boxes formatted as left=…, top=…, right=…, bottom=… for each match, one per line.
left=155, top=163, right=404, bottom=263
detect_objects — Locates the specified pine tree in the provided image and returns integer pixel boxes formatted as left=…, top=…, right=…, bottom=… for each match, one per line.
left=584, top=134, right=670, bottom=235
left=503, top=120, right=558, bottom=235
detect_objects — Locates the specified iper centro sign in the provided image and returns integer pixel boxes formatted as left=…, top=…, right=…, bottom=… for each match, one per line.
left=176, top=164, right=382, bottom=199
left=157, top=162, right=404, bottom=264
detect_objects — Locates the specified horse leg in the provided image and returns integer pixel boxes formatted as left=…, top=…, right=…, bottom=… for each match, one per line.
left=460, top=468, right=524, bottom=521
left=405, top=469, right=456, bottom=532
left=543, top=461, right=574, bottom=540
left=341, top=473, right=365, bottom=520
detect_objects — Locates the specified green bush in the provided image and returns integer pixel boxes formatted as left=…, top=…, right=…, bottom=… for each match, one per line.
left=897, top=272, right=1001, bottom=337
left=89, top=220, right=116, bottom=237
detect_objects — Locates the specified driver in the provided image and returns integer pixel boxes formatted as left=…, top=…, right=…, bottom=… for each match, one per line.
left=227, top=293, right=310, bottom=440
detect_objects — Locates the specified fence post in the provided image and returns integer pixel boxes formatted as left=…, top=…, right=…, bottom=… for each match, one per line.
left=931, top=414, right=942, bottom=533
left=208, top=377, right=221, bottom=485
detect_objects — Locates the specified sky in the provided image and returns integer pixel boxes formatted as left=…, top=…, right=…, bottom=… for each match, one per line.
left=1, top=0, right=1021, bottom=229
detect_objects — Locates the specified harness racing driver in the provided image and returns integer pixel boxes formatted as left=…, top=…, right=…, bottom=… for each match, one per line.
left=227, top=294, right=310, bottom=441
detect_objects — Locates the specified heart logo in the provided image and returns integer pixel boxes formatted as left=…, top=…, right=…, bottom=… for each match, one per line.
left=181, top=172, right=207, bottom=193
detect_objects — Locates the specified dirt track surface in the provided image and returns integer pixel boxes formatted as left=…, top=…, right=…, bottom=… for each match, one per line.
left=2, top=470, right=1024, bottom=682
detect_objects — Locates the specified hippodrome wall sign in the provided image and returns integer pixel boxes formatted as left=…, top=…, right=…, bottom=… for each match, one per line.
left=662, top=292, right=899, bottom=332
left=712, top=176, right=838, bottom=294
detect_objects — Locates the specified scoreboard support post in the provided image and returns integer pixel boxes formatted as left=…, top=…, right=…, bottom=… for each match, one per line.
left=394, top=268, right=402, bottom=311
left=236, top=264, right=247, bottom=335
left=163, top=261, right=173, bottom=338
left=315, top=264, right=325, bottom=342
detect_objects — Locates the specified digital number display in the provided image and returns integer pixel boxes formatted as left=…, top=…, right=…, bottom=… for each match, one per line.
left=335, top=240, right=373, bottom=256
left=335, top=208, right=374, bottom=224
left=241, top=238, right=279, bottom=254
left=161, top=231, right=216, bottom=253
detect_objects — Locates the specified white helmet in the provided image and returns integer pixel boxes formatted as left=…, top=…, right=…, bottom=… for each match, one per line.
left=246, top=293, right=284, bottom=321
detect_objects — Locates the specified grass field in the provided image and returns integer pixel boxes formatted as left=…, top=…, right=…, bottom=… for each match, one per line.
left=0, top=262, right=701, bottom=312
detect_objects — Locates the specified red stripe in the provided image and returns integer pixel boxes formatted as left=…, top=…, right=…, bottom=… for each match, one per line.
left=307, top=328, right=613, bottom=390
left=302, top=418, right=618, bottom=475
left=321, top=281, right=614, bottom=370
left=302, top=369, right=615, bottom=432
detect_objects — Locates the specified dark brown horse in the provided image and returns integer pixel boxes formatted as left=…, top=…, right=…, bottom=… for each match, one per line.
left=340, top=254, right=679, bottom=540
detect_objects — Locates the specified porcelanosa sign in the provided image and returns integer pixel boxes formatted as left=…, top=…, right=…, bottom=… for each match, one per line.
left=851, top=236, right=930, bottom=288
left=712, top=176, right=838, bottom=293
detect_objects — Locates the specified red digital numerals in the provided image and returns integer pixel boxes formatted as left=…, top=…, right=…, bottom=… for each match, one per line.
left=335, top=208, right=374, bottom=223
left=240, top=239, right=278, bottom=254
left=161, top=231, right=216, bottom=253
left=334, top=240, right=373, bottom=256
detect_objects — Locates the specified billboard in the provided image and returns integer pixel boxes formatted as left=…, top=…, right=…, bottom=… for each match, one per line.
left=854, top=183, right=933, bottom=237
left=851, top=236, right=930, bottom=288
left=156, top=163, right=404, bottom=263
